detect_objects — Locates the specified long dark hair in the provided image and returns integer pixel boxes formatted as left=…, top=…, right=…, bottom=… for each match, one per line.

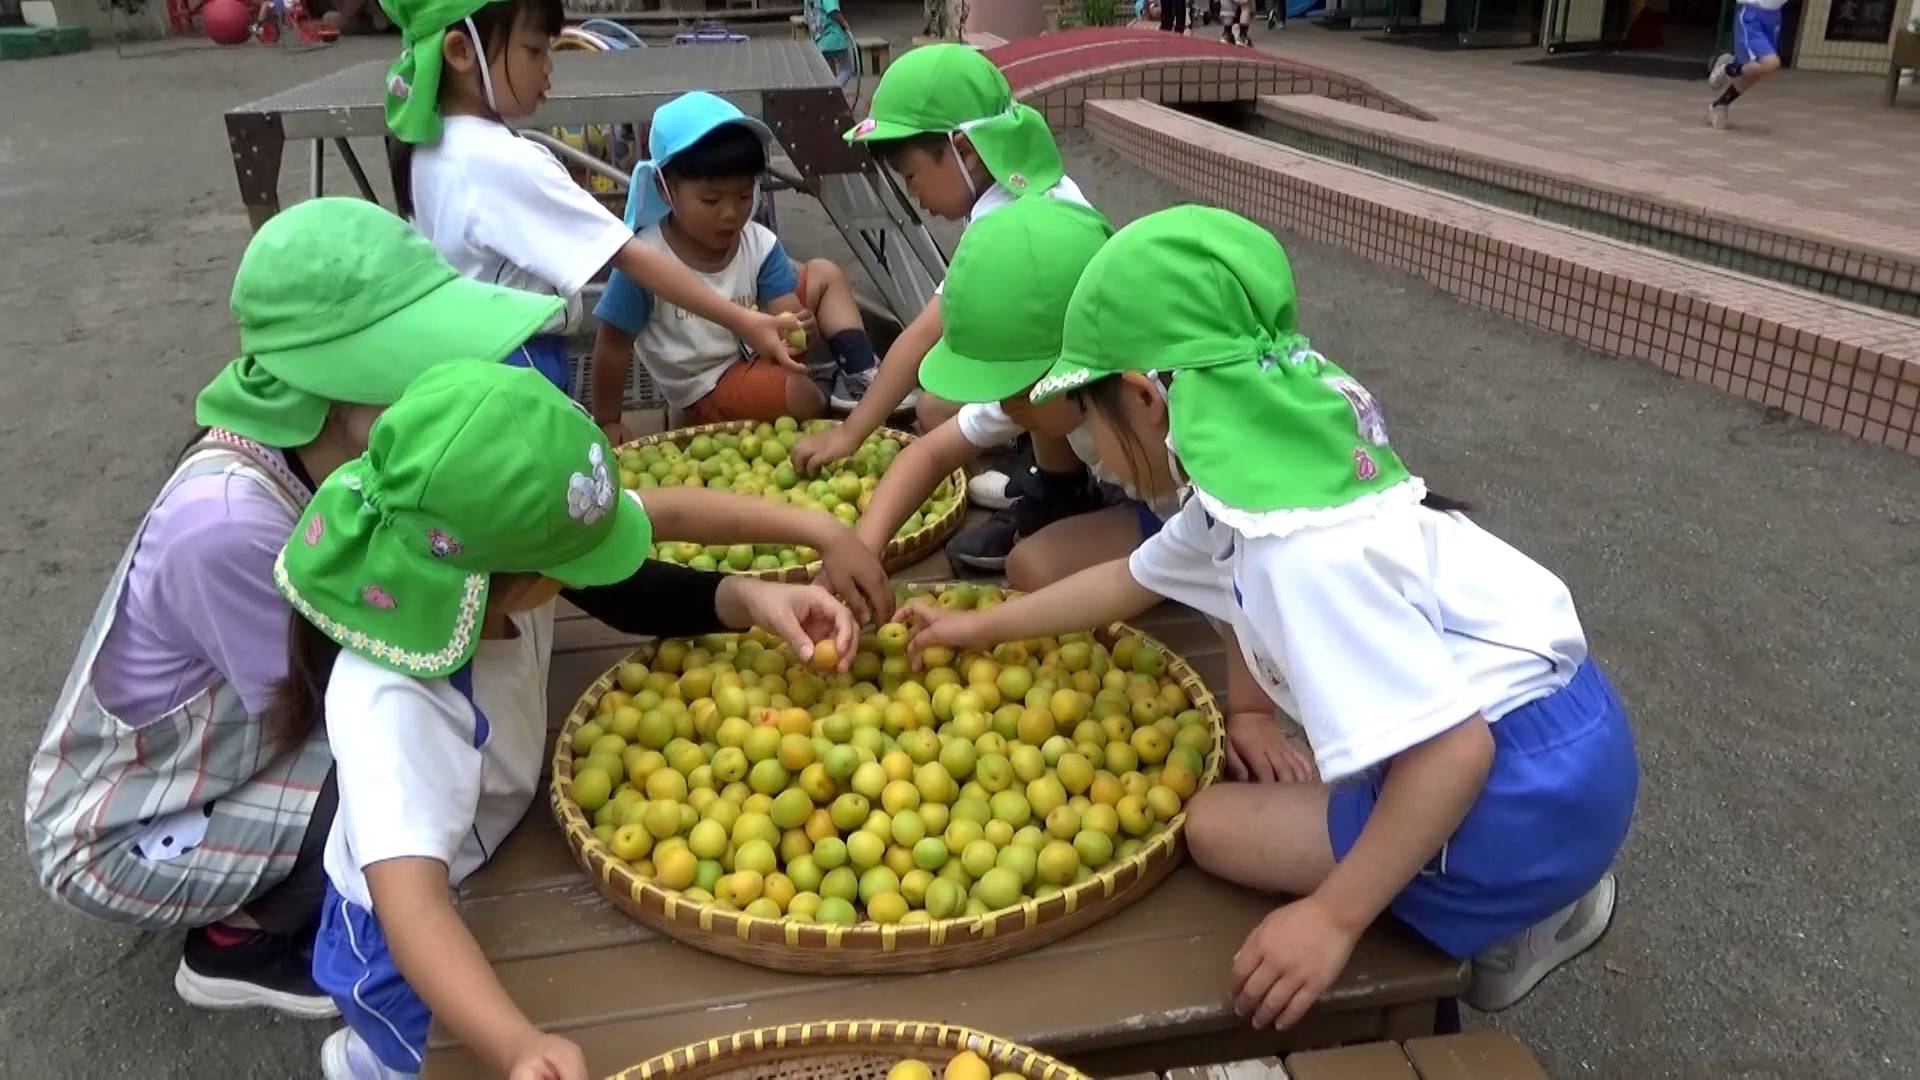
left=1078, top=373, right=1474, bottom=515
left=265, top=616, right=342, bottom=752
left=387, top=0, right=566, bottom=219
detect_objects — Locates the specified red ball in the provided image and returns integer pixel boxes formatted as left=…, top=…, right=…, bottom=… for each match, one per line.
left=202, top=0, right=254, bottom=45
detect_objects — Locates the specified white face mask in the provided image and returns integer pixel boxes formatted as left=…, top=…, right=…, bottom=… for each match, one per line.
left=465, top=16, right=502, bottom=116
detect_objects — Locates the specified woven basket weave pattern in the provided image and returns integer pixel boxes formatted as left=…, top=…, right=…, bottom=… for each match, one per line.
left=609, top=1019, right=1089, bottom=1080
left=552, top=584, right=1226, bottom=975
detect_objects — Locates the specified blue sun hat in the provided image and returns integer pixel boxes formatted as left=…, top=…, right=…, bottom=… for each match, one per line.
left=625, top=91, right=777, bottom=231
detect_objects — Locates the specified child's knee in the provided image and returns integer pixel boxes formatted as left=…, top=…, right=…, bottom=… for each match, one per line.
left=1181, top=786, right=1236, bottom=872
left=805, top=258, right=845, bottom=290
left=915, top=392, right=959, bottom=432
left=786, top=376, right=828, bottom=420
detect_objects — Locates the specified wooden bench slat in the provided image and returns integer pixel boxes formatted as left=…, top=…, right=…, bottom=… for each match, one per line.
left=1284, top=1041, right=1419, bottom=1080
left=1402, top=1033, right=1548, bottom=1080
left=1169, top=1058, right=1293, bottom=1080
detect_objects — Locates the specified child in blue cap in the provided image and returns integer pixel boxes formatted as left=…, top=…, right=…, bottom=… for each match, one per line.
left=588, top=91, right=882, bottom=438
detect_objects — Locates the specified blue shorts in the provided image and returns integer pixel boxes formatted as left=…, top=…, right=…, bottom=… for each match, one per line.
left=505, top=334, right=572, bottom=396
left=1733, top=3, right=1782, bottom=64
left=1121, top=498, right=1164, bottom=540
left=313, top=884, right=432, bottom=1073
left=1326, top=659, right=1638, bottom=959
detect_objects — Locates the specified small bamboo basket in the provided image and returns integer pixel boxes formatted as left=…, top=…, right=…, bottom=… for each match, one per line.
left=552, top=582, right=1226, bottom=975
left=617, top=420, right=968, bottom=580
left=607, top=1020, right=1090, bottom=1080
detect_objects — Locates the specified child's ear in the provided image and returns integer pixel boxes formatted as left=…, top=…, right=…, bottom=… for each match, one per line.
left=442, top=25, right=477, bottom=73
left=950, top=132, right=980, bottom=167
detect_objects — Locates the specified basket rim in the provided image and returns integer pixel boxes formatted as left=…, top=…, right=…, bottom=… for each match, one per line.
left=550, top=583, right=1226, bottom=958
left=606, top=1018, right=1092, bottom=1080
left=615, top=419, right=968, bottom=579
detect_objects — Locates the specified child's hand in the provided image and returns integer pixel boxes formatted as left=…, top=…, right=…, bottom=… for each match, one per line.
left=790, top=426, right=857, bottom=477
left=720, top=579, right=858, bottom=669
left=598, top=419, right=632, bottom=447
left=742, top=311, right=810, bottom=375
left=815, top=533, right=894, bottom=624
left=897, top=600, right=992, bottom=661
left=1225, top=712, right=1317, bottom=784
left=506, top=1032, right=588, bottom=1080
left=1231, top=896, right=1359, bottom=1030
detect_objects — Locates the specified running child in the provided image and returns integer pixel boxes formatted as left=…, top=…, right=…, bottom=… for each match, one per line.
left=793, top=43, right=1107, bottom=572
left=900, top=206, right=1639, bottom=1022
left=1707, top=0, right=1787, bottom=129
left=381, top=0, right=801, bottom=397
left=590, top=91, right=881, bottom=437
left=802, top=0, right=856, bottom=86
left=282, top=363, right=858, bottom=1080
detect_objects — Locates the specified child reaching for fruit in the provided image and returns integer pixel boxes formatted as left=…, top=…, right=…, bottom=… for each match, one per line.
left=792, top=44, right=1102, bottom=570
left=381, top=0, right=800, bottom=397
left=899, top=207, right=1639, bottom=1027
left=590, top=91, right=883, bottom=437
left=274, top=363, right=859, bottom=1080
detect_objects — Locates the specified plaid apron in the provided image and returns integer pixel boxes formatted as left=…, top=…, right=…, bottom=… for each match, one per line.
left=24, top=431, right=334, bottom=929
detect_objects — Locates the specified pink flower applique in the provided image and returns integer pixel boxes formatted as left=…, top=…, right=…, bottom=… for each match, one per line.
left=426, top=528, right=462, bottom=558
left=303, top=516, right=325, bottom=546
left=362, top=585, right=397, bottom=610
left=1353, top=447, right=1380, bottom=482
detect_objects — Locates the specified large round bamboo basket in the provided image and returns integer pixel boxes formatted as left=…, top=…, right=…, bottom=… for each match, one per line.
left=551, top=583, right=1226, bottom=975
left=607, top=1020, right=1088, bottom=1080
left=617, top=420, right=968, bottom=580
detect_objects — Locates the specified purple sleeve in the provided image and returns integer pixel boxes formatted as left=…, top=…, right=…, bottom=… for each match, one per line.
left=148, top=485, right=299, bottom=717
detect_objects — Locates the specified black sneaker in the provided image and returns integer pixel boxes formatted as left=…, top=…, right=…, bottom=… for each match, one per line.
left=944, top=467, right=1104, bottom=573
left=174, top=925, right=339, bottom=1019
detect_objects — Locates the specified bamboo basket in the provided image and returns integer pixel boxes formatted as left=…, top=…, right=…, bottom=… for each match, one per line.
left=617, top=419, right=968, bottom=579
left=607, top=1020, right=1089, bottom=1080
left=551, top=582, right=1226, bottom=975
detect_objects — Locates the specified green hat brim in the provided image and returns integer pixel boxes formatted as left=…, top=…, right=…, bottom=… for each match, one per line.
left=276, top=470, right=495, bottom=679
left=921, top=335, right=1056, bottom=404
left=845, top=116, right=931, bottom=143
left=1028, top=356, right=1105, bottom=404
left=196, top=274, right=561, bottom=447
left=543, top=489, right=653, bottom=589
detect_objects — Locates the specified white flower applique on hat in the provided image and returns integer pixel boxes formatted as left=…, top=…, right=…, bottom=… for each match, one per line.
left=568, top=443, right=616, bottom=526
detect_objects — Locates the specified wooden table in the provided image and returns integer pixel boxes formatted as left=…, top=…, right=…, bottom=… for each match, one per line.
left=421, top=546, right=1466, bottom=1078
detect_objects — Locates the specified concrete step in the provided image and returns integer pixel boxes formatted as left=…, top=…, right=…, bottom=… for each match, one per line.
left=1249, top=94, right=1920, bottom=320
left=1085, top=97, right=1920, bottom=458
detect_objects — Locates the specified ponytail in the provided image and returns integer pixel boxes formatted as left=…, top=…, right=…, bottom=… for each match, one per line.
left=387, top=138, right=417, bottom=220
left=264, top=615, right=341, bottom=752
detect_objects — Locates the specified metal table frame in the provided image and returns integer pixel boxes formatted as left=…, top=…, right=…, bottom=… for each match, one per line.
left=222, top=41, right=946, bottom=323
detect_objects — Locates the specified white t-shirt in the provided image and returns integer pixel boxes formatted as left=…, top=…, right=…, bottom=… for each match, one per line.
left=934, top=175, right=1093, bottom=296
left=954, top=388, right=1184, bottom=520
left=1130, top=500, right=1588, bottom=783
left=411, top=116, right=634, bottom=336
left=322, top=604, right=555, bottom=910
left=589, top=221, right=793, bottom=409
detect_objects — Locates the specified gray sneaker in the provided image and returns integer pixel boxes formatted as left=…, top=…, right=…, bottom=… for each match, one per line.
left=1464, top=873, right=1617, bottom=1012
left=1707, top=51, right=1734, bottom=91
left=1707, top=102, right=1729, bottom=130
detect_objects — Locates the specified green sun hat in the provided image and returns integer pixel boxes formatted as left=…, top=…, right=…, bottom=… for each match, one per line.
left=275, top=364, right=652, bottom=678
left=845, top=43, right=1064, bottom=197
left=920, top=197, right=1113, bottom=403
left=380, top=0, right=493, bottom=144
left=1032, top=206, right=1414, bottom=516
left=195, top=198, right=561, bottom=449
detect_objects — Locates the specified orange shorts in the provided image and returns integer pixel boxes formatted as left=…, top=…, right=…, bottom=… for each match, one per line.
left=684, top=359, right=800, bottom=425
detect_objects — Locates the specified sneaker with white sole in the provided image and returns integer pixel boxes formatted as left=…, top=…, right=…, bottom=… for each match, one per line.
left=826, top=368, right=874, bottom=412
left=1707, top=102, right=1729, bottom=130
left=173, top=925, right=338, bottom=1020
left=321, top=1028, right=415, bottom=1080
left=1463, top=873, right=1617, bottom=1012
left=1707, top=51, right=1734, bottom=91
left=967, top=469, right=1014, bottom=510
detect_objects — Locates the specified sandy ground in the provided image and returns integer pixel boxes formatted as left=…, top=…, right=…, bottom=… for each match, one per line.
left=2, top=14, right=1918, bottom=1080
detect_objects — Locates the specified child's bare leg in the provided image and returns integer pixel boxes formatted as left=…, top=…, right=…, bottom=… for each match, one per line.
left=1031, top=434, right=1078, bottom=474
left=786, top=373, right=828, bottom=421
left=1184, top=781, right=1337, bottom=897
left=915, top=392, right=960, bottom=432
left=1005, top=505, right=1143, bottom=592
left=800, top=258, right=863, bottom=336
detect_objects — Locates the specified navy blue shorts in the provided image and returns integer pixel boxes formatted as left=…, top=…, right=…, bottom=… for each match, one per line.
left=504, top=333, right=572, bottom=395
left=313, top=884, right=432, bottom=1072
left=1326, top=659, right=1639, bottom=959
left=1121, top=498, right=1163, bottom=540
left=1733, top=3, right=1782, bottom=64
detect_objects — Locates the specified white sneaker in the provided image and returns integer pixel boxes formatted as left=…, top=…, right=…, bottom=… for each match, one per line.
left=1463, top=873, right=1617, bottom=1013
left=321, top=1028, right=416, bottom=1080
left=1707, top=102, right=1729, bottom=130
left=968, top=469, right=1014, bottom=510
left=1707, top=51, right=1734, bottom=91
